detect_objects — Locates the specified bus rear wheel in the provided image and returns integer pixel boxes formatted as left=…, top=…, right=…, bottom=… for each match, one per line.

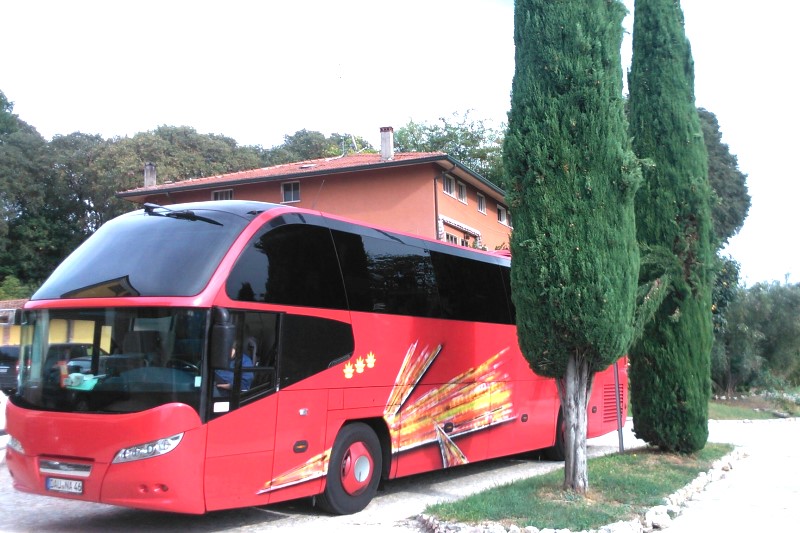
left=317, top=422, right=382, bottom=515
left=544, top=409, right=566, bottom=461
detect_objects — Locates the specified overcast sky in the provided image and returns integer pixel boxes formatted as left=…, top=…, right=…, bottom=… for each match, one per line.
left=2, top=0, right=797, bottom=285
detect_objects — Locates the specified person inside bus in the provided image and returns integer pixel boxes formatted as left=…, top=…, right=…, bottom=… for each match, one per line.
left=214, top=338, right=255, bottom=394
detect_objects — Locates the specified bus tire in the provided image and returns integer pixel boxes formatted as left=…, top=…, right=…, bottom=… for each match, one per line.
left=544, top=409, right=566, bottom=461
left=317, top=422, right=382, bottom=515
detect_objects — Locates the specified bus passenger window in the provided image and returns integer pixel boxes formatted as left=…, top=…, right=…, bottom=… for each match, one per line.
left=332, top=230, right=438, bottom=317
left=278, top=314, right=354, bottom=389
left=221, top=311, right=281, bottom=405
left=226, top=222, right=348, bottom=310
left=429, top=251, right=513, bottom=324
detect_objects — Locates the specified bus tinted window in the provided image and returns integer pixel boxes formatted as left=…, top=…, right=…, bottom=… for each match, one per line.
left=332, top=230, right=438, bottom=317
left=227, top=223, right=348, bottom=310
left=430, top=251, right=512, bottom=324
left=500, top=264, right=516, bottom=323
left=279, top=314, right=354, bottom=389
left=34, top=207, right=252, bottom=299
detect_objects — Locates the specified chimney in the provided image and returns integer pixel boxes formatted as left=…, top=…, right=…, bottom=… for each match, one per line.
left=380, top=126, right=394, bottom=161
left=144, top=162, right=156, bottom=188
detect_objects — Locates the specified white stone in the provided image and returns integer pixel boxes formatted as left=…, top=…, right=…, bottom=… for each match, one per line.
left=599, top=519, right=643, bottom=533
left=645, top=506, right=672, bottom=529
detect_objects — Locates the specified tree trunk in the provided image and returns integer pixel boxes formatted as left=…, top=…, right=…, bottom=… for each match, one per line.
left=556, top=353, right=593, bottom=494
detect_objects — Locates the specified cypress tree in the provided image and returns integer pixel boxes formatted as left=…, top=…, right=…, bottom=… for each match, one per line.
left=627, top=0, right=714, bottom=453
left=503, top=0, right=639, bottom=492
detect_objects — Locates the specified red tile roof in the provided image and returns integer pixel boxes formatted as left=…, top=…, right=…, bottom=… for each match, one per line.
left=0, top=299, right=28, bottom=310
left=119, top=152, right=449, bottom=196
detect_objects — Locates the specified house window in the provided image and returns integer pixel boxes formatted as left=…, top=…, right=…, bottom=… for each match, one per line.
left=282, top=182, right=300, bottom=203
left=477, top=193, right=486, bottom=214
left=445, top=233, right=459, bottom=245
left=212, top=189, right=233, bottom=201
left=443, top=175, right=455, bottom=196
left=457, top=182, right=467, bottom=203
left=498, top=205, right=508, bottom=225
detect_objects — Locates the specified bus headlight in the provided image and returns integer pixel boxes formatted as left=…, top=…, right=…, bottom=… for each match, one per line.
left=112, top=433, right=183, bottom=464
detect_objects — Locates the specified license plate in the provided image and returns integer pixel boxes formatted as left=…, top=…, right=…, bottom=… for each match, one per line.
left=0, top=367, right=9, bottom=373
left=46, top=477, right=84, bottom=494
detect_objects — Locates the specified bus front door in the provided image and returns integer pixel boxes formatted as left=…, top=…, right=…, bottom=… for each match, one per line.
left=203, top=393, right=279, bottom=511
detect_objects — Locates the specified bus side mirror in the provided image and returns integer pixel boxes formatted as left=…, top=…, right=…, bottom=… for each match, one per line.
left=210, top=308, right=235, bottom=368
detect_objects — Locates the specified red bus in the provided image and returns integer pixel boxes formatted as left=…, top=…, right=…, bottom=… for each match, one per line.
left=5, top=200, right=627, bottom=515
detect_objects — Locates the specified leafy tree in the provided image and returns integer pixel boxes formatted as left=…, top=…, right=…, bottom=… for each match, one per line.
left=711, top=291, right=764, bottom=396
left=2, top=131, right=89, bottom=286
left=0, top=275, right=33, bottom=300
left=710, top=258, right=761, bottom=395
left=1, top=90, right=21, bottom=248
left=278, top=129, right=338, bottom=161
left=48, top=133, right=113, bottom=235
left=745, top=282, right=800, bottom=385
left=711, top=256, right=740, bottom=336
left=699, top=108, right=750, bottom=245
left=98, top=126, right=273, bottom=223
left=262, top=129, right=374, bottom=166
left=114, top=126, right=266, bottom=183
left=628, top=0, right=714, bottom=453
left=395, top=111, right=504, bottom=186
left=713, top=281, right=800, bottom=392
left=0, top=105, right=55, bottom=283
left=0, top=91, right=16, bottom=136
left=503, top=0, right=639, bottom=493
left=2, top=128, right=150, bottom=286
left=329, top=132, right=372, bottom=156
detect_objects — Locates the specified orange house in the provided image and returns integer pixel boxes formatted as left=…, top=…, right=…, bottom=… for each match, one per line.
left=118, top=128, right=512, bottom=250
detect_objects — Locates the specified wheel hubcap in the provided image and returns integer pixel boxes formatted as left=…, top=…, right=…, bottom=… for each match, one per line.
left=340, top=442, right=373, bottom=495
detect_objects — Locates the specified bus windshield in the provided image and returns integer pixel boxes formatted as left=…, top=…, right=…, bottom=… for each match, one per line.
left=32, top=203, right=257, bottom=300
left=16, top=307, right=208, bottom=415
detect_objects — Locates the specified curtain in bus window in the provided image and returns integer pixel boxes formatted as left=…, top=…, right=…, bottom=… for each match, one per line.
left=226, top=223, right=348, bottom=310
left=331, top=230, right=438, bottom=317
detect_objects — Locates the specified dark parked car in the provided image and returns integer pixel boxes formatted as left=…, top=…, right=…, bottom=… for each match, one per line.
left=1, top=345, right=20, bottom=394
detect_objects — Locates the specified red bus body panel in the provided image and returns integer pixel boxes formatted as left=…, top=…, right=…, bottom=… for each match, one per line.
left=587, top=357, right=629, bottom=439
left=5, top=401, right=207, bottom=513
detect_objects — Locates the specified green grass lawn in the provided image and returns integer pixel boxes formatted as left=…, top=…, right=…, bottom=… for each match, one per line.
left=424, top=443, right=733, bottom=531
left=708, top=400, right=776, bottom=420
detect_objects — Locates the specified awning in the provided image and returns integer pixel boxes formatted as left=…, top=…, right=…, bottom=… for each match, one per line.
left=439, top=215, right=482, bottom=237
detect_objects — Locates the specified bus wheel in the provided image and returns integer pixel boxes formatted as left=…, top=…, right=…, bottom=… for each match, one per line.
left=318, top=422, right=382, bottom=515
left=544, top=409, right=566, bottom=461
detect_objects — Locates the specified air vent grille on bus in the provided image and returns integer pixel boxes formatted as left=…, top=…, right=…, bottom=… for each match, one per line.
left=603, top=384, right=624, bottom=423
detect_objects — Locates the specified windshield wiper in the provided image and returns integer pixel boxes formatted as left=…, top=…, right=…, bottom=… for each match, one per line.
left=143, top=203, right=222, bottom=226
